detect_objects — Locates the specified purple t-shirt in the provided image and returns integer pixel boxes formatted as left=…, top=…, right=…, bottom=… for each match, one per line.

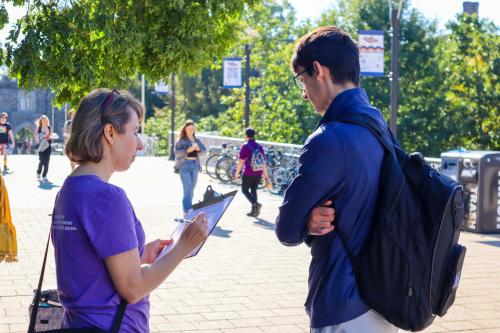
left=239, top=139, right=265, bottom=177
left=52, top=175, right=149, bottom=332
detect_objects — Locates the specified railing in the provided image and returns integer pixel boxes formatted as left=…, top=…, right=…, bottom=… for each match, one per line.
left=148, top=132, right=443, bottom=184
left=194, top=133, right=302, bottom=165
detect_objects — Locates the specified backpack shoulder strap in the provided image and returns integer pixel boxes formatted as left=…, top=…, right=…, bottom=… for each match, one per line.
left=331, top=114, right=396, bottom=271
left=337, top=113, right=393, bottom=153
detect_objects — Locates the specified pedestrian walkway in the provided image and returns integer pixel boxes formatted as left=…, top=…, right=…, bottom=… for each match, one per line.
left=0, top=155, right=499, bottom=332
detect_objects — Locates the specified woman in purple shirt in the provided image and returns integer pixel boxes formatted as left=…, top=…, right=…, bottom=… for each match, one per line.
left=52, top=89, right=209, bottom=332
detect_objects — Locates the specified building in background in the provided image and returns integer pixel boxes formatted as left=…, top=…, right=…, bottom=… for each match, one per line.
left=0, top=75, right=64, bottom=154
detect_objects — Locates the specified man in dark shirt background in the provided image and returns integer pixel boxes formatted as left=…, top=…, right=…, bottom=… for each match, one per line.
left=0, top=112, right=15, bottom=172
left=275, top=26, right=398, bottom=332
left=234, top=127, right=269, bottom=217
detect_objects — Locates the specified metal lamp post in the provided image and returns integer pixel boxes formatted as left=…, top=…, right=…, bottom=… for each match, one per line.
left=389, top=0, right=403, bottom=138
left=168, top=73, right=176, bottom=161
left=244, top=44, right=251, bottom=128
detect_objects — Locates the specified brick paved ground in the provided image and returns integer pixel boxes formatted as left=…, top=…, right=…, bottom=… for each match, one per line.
left=1, top=155, right=499, bottom=332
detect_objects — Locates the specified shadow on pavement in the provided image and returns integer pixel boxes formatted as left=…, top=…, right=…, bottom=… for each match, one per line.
left=38, top=180, right=60, bottom=190
left=211, top=226, right=233, bottom=238
left=478, top=240, right=500, bottom=248
left=254, top=218, right=275, bottom=231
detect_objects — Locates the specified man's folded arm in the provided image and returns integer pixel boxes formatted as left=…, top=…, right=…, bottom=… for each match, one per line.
left=275, top=133, right=345, bottom=246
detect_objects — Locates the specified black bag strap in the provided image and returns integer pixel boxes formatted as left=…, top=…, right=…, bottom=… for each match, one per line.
left=316, top=114, right=395, bottom=292
left=28, top=215, right=127, bottom=333
left=333, top=113, right=392, bottom=259
left=109, top=299, right=127, bottom=333
left=28, top=226, right=51, bottom=333
left=337, top=114, right=394, bottom=153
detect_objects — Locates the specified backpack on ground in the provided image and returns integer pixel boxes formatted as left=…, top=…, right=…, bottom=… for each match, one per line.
left=249, top=144, right=265, bottom=172
left=332, top=114, right=466, bottom=331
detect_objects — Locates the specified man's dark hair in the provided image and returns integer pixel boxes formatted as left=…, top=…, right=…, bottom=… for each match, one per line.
left=245, top=127, right=255, bottom=138
left=291, top=26, right=360, bottom=86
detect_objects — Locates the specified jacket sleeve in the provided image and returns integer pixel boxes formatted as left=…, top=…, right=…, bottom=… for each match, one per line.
left=196, top=138, right=207, bottom=157
left=275, top=129, right=346, bottom=246
left=175, top=139, right=189, bottom=159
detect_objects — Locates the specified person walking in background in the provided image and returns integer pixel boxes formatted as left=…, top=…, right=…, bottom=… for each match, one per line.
left=34, top=115, right=52, bottom=182
left=53, top=88, right=209, bottom=331
left=0, top=112, right=15, bottom=172
left=63, top=108, right=77, bottom=171
left=275, top=26, right=398, bottom=332
left=175, top=120, right=206, bottom=214
left=234, top=127, right=269, bottom=217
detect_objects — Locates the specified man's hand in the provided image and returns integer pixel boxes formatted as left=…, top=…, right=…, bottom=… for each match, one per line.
left=308, top=200, right=335, bottom=236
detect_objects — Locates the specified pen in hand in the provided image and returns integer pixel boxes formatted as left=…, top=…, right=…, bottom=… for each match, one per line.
left=174, top=218, right=194, bottom=224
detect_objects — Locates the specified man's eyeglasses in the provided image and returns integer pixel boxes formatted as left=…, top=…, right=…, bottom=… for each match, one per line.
left=292, top=66, right=311, bottom=90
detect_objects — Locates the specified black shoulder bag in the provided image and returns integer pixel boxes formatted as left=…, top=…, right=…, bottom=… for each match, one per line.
left=28, top=223, right=127, bottom=333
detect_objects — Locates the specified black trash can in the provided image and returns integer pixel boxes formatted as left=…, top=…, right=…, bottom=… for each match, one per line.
left=441, top=150, right=500, bottom=233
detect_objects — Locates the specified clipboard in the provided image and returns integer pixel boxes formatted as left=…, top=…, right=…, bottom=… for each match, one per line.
left=157, top=187, right=237, bottom=259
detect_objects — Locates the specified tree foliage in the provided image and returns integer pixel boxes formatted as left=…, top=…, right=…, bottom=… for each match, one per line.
left=2, top=0, right=497, bottom=155
left=155, top=0, right=498, bottom=155
left=437, top=14, right=499, bottom=150
left=3, top=0, right=257, bottom=105
left=195, top=0, right=319, bottom=143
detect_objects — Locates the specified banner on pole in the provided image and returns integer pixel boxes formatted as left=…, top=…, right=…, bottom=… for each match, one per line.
left=358, top=30, right=384, bottom=77
left=154, top=80, right=168, bottom=95
left=223, top=58, right=242, bottom=88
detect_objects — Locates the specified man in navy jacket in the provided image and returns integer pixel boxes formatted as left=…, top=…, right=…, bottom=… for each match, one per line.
left=275, top=26, right=398, bottom=332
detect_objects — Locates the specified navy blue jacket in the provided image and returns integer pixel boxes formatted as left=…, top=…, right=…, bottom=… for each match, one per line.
left=275, top=88, right=386, bottom=328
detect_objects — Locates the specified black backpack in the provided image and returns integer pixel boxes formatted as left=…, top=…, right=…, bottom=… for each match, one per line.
left=332, top=114, right=467, bottom=331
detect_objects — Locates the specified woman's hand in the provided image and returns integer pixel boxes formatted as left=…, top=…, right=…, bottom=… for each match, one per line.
left=141, top=239, right=173, bottom=264
left=176, top=213, right=209, bottom=256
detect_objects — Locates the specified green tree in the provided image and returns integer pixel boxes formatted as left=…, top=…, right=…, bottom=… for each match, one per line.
left=176, top=68, right=229, bottom=122
left=197, top=0, right=318, bottom=144
left=437, top=14, right=499, bottom=150
left=317, top=0, right=499, bottom=155
left=3, top=0, right=257, bottom=105
left=318, top=0, right=448, bottom=155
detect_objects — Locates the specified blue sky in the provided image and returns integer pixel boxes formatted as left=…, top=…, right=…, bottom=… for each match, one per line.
left=1, top=0, right=498, bottom=42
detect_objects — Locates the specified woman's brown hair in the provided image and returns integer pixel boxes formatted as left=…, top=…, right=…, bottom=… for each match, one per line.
left=65, top=88, right=144, bottom=163
left=35, top=115, right=51, bottom=131
left=178, top=119, right=196, bottom=141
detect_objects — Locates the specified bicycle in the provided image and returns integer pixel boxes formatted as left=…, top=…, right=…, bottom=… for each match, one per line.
left=205, top=143, right=234, bottom=179
left=215, top=153, right=239, bottom=184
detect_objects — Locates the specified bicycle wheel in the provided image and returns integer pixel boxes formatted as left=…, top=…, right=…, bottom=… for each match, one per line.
left=215, top=156, right=234, bottom=183
left=205, top=153, right=221, bottom=179
left=229, top=161, right=242, bottom=186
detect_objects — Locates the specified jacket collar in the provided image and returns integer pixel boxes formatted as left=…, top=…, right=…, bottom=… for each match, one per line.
left=314, top=88, right=370, bottom=130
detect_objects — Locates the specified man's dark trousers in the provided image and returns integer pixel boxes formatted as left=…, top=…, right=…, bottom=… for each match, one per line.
left=241, top=175, right=261, bottom=205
